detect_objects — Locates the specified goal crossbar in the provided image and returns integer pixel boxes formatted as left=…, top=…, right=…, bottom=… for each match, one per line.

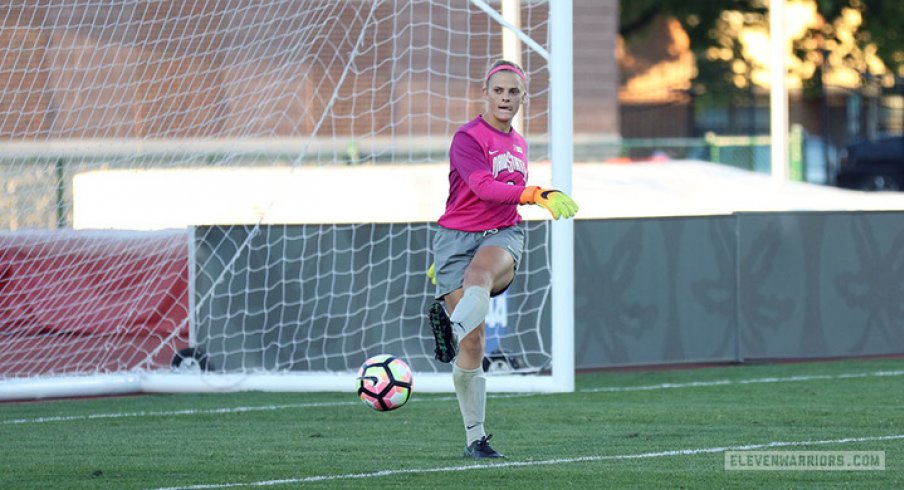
left=0, top=373, right=566, bottom=401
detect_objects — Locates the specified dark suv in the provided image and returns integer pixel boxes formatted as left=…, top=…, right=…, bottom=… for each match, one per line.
left=835, top=136, right=904, bottom=191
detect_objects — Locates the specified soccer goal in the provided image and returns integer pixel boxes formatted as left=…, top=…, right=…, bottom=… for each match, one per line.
left=0, top=0, right=574, bottom=400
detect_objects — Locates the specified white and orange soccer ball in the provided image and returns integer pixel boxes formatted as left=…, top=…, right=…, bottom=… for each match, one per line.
left=356, top=354, right=413, bottom=411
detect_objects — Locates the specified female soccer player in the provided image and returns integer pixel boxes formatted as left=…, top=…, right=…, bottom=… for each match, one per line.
left=428, top=59, right=578, bottom=459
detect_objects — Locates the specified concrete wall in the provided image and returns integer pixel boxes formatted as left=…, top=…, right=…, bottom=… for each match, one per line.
left=575, top=212, right=904, bottom=368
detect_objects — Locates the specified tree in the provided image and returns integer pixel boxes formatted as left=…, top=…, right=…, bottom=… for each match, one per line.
left=620, top=0, right=904, bottom=103
left=816, top=0, right=904, bottom=79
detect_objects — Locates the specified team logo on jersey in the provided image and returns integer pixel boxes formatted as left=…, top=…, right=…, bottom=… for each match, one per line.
left=513, top=144, right=523, bottom=154
left=492, top=151, right=527, bottom=178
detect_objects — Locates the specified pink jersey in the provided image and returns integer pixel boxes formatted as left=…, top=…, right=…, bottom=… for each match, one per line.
left=438, top=116, right=529, bottom=232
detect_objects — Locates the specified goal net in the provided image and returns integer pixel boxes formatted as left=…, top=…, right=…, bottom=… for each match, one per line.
left=0, top=0, right=570, bottom=399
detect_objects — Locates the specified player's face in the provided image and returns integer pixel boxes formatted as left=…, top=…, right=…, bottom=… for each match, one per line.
left=482, top=71, right=525, bottom=132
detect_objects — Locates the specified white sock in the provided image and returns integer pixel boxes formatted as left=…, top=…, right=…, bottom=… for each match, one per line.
left=449, top=286, right=490, bottom=340
left=453, top=363, right=486, bottom=446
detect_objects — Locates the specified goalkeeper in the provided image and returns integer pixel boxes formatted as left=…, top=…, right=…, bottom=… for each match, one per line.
left=428, top=59, right=578, bottom=460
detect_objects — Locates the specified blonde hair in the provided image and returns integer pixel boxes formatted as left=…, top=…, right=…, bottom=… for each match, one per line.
left=484, top=59, right=527, bottom=89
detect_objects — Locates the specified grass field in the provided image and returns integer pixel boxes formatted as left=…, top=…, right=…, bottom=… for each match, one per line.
left=1, top=357, right=902, bottom=489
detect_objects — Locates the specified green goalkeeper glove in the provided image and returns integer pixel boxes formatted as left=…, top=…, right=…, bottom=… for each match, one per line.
left=427, top=262, right=437, bottom=285
left=519, top=186, right=579, bottom=220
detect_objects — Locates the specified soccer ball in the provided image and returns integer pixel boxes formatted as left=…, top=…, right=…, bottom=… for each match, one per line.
left=356, top=354, right=413, bottom=411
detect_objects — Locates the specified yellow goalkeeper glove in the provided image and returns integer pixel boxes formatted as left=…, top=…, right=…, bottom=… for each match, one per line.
left=519, top=186, right=579, bottom=220
left=427, top=262, right=437, bottom=285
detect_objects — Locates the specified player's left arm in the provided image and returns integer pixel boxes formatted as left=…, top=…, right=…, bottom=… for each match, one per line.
left=451, top=132, right=578, bottom=218
left=451, top=133, right=523, bottom=204
left=466, top=172, right=580, bottom=220
left=518, top=186, right=579, bottom=220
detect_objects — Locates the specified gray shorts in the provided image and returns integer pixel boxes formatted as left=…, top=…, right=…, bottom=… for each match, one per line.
left=432, top=224, right=525, bottom=300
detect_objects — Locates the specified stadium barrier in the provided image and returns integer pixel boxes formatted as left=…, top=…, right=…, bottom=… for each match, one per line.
left=575, top=211, right=904, bottom=368
left=3, top=211, right=901, bottom=386
left=0, top=229, right=189, bottom=379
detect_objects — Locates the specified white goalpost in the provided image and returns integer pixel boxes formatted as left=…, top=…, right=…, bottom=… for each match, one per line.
left=0, top=0, right=574, bottom=399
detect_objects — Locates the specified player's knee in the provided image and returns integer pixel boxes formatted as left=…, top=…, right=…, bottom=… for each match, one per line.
left=458, top=329, right=485, bottom=358
left=462, top=266, right=493, bottom=290
left=492, top=269, right=515, bottom=293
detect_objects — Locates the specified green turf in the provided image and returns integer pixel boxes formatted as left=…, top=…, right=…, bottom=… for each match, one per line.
left=1, top=358, right=901, bottom=489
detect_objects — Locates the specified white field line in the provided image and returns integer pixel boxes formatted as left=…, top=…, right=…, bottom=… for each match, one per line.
left=3, top=369, right=903, bottom=426
left=151, top=433, right=904, bottom=490
left=0, top=398, right=456, bottom=425
left=579, top=369, right=904, bottom=393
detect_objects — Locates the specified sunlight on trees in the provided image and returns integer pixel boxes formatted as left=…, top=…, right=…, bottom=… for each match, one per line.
left=706, top=0, right=893, bottom=92
left=620, top=0, right=902, bottom=102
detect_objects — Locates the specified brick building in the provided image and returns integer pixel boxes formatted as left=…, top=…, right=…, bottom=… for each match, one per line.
left=1, top=1, right=619, bottom=143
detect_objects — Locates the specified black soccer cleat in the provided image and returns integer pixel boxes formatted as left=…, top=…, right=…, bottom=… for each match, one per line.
left=463, top=434, right=504, bottom=459
left=428, top=302, right=456, bottom=363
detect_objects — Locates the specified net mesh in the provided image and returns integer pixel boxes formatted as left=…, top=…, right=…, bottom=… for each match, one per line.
left=0, top=0, right=554, bottom=385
